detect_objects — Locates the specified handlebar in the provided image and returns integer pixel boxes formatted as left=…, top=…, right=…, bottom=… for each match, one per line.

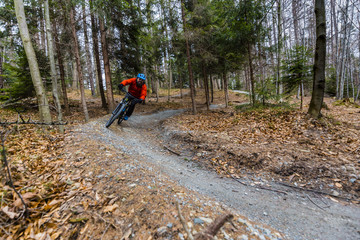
left=120, top=88, right=141, bottom=101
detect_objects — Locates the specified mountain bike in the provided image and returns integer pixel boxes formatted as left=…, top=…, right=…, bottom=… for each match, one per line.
left=105, top=89, right=138, bottom=128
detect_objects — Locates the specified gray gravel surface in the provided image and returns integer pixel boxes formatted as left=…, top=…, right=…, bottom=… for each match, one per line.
left=77, top=110, right=360, bottom=240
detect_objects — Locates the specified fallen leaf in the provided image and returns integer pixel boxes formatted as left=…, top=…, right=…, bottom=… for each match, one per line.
left=121, top=228, right=132, bottom=240
left=2, top=206, right=20, bottom=219
left=14, top=192, right=41, bottom=207
left=104, top=204, right=119, bottom=213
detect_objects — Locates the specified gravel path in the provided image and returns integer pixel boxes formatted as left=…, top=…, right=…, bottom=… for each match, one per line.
left=81, top=110, right=359, bottom=240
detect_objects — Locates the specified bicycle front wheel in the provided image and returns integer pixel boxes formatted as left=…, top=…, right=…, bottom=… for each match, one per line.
left=105, top=104, right=125, bottom=128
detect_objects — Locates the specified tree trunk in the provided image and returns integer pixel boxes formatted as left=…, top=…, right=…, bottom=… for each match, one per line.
left=181, top=0, right=196, bottom=114
left=90, top=1, right=107, bottom=109
left=210, top=73, right=213, bottom=103
left=99, top=16, right=114, bottom=112
left=308, top=0, right=326, bottom=118
left=202, top=62, right=210, bottom=110
left=330, top=0, right=338, bottom=67
left=292, top=0, right=300, bottom=45
left=14, top=0, right=52, bottom=123
left=39, top=5, right=46, bottom=51
left=155, top=65, right=159, bottom=102
left=337, top=0, right=350, bottom=99
left=70, top=6, right=89, bottom=122
left=276, top=0, right=282, bottom=96
left=0, top=45, right=3, bottom=89
left=248, top=44, right=256, bottom=105
left=223, top=71, right=229, bottom=108
left=44, top=0, right=63, bottom=131
left=82, top=3, right=96, bottom=96
left=168, top=61, right=172, bottom=101
left=53, top=20, right=70, bottom=115
left=72, top=60, right=78, bottom=89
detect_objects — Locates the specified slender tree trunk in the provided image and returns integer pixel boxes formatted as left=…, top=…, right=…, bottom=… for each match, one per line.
left=0, top=45, right=3, bottom=89
left=39, top=5, right=46, bottom=51
left=181, top=0, right=196, bottom=114
left=292, top=0, right=300, bottom=45
left=83, top=3, right=96, bottom=96
left=202, top=62, right=209, bottom=110
left=210, top=73, right=213, bottom=103
left=168, top=61, right=172, bottom=101
left=44, top=0, right=63, bottom=131
left=89, top=2, right=107, bottom=109
left=70, top=6, right=89, bottom=122
left=72, top=60, right=78, bottom=89
left=155, top=65, right=159, bottom=102
left=14, top=0, right=52, bottom=123
left=248, top=44, right=256, bottom=105
left=223, top=71, right=229, bottom=108
left=308, top=0, right=326, bottom=118
left=53, top=21, right=70, bottom=115
left=180, top=73, right=183, bottom=99
left=99, top=16, right=114, bottom=112
left=276, top=0, right=282, bottom=96
left=337, top=0, right=350, bottom=99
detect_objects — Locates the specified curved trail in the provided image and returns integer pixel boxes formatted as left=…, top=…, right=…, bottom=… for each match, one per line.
left=80, top=110, right=359, bottom=240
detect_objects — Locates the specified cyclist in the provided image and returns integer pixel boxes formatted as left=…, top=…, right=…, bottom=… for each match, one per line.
left=117, top=73, right=147, bottom=120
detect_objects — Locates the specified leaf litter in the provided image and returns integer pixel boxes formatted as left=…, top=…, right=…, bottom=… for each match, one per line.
left=163, top=97, right=360, bottom=202
left=0, top=91, right=285, bottom=239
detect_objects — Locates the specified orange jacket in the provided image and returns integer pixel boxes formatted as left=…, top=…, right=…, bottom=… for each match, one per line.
left=120, top=78, right=147, bottom=100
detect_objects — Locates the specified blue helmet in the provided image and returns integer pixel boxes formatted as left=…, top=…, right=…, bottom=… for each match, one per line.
left=137, top=73, right=146, bottom=81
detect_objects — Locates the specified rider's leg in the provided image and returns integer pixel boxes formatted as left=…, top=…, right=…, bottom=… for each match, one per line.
left=125, top=101, right=136, bottom=118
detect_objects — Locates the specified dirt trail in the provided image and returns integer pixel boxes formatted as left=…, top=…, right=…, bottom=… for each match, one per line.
left=81, top=110, right=359, bottom=240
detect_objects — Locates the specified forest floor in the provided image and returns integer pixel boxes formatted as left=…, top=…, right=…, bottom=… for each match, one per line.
left=0, top=89, right=359, bottom=240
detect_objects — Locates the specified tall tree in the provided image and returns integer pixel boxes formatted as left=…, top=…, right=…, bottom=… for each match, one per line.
left=308, top=0, right=326, bottom=118
left=90, top=0, right=107, bottom=109
left=53, top=20, right=70, bottom=115
left=70, top=5, right=89, bottom=122
left=13, top=0, right=52, bottom=123
left=180, top=0, right=196, bottom=114
left=99, top=16, right=114, bottom=112
left=44, top=0, right=63, bottom=128
left=0, top=45, right=3, bottom=89
left=82, top=3, right=96, bottom=96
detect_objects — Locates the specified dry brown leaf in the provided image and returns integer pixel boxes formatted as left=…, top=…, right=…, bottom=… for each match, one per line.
left=51, top=230, right=63, bottom=240
left=104, top=204, right=119, bottom=213
left=121, top=228, right=132, bottom=240
left=2, top=206, right=20, bottom=219
left=13, top=192, right=41, bottom=207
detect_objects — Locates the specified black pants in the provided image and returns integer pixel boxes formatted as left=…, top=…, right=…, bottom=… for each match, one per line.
left=125, top=96, right=139, bottom=117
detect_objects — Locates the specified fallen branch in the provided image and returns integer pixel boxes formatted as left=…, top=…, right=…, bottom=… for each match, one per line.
left=164, top=146, right=181, bottom=156
left=225, top=169, right=287, bottom=195
left=256, top=185, right=288, bottom=195
left=194, top=214, right=234, bottom=240
left=176, top=201, right=194, bottom=240
left=94, top=212, right=118, bottom=229
left=277, top=182, right=354, bottom=201
left=306, top=195, right=327, bottom=211
left=1, top=129, right=28, bottom=218
left=0, top=120, right=67, bottom=126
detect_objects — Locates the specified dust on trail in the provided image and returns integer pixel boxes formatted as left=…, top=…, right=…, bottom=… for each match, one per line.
left=80, top=110, right=359, bottom=240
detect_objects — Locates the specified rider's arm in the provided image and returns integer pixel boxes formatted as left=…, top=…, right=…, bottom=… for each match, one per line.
left=120, top=78, right=136, bottom=86
left=140, top=84, right=147, bottom=100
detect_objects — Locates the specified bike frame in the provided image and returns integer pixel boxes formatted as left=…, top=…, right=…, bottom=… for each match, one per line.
left=105, top=89, right=139, bottom=128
